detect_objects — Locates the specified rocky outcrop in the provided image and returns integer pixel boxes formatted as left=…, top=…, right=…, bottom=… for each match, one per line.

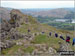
left=0, top=20, right=11, bottom=41
left=9, top=28, right=24, bottom=40
left=0, top=40, right=16, bottom=51
left=9, top=9, right=29, bottom=26
left=0, top=20, right=23, bottom=41
left=0, top=9, right=27, bottom=40
left=0, top=9, right=29, bottom=52
left=0, top=9, right=38, bottom=54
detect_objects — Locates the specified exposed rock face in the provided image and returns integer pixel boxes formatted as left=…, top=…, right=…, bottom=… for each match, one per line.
left=0, top=9, right=25, bottom=39
left=9, top=28, right=24, bottom=40
left=0, top=20, right=23, bottom=41
left=1, top=20, right=11, bottom=32
left=0, top=9, right=28, bottom=51
left=0, top=9, right=38, bottom=53
left=0, top=20, right=11, bottom=41
left=9, top=9, right=29, bottom=26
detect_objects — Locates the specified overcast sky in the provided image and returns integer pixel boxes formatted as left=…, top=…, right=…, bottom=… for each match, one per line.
left=1, top=1, right=74, bottom=9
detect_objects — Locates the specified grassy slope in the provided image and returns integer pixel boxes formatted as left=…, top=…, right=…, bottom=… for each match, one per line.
left=1, top=45, right=35, bottom=55
left=1, top=14, right=74, bottom=55
left=31, top=34, right=65, bottom=50
left=16, top=15, right=74, bottom=50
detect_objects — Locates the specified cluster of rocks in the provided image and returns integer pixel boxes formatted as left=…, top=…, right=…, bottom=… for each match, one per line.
left=11, top=43, right=57, bottom=55
left=0, top=21, right=24, bottom=41
left=9, top=28, right=24, bottom=40
left=58, top=41, right=73, bottom=51
left=32, top=46, right=56, bottom=55
left=23, top=44, right=56, bottom=55
left=0, top=10, right=20, bottom=41
left=20, top=32, right=40, bottom=41
left=0, top=20, right=11, bottom=41
left=0, top=40, right=16, bottom=52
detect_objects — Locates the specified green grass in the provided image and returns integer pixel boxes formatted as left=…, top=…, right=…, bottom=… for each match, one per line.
left=1, top=45, right=35, bottom=55
left=16, top=23, right=41, bottom=34
left=22, top=46, right=35, bottom=54
left=16, top=23, right=29, bottom=33
left=17, top=27, right=28, bottom=33
left=31, top=34, right=49, bottom=44
left=47, top=37, right=65, bottom=51
left=31, top=34, right=66, bottom=51
left=1, top=45, right=20, bottom=55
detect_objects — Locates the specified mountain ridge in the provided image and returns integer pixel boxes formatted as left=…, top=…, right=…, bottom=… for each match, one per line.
left=0, top=7, right=74, bottom=21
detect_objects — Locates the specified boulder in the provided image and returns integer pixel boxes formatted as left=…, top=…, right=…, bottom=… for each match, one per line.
left=1, top=21, right=11, bottom=32
left=16, top=42, right=23, bottom=46
left=9, top=28, right=23, bottom=40
left=48, top=47, right=56, bottom=54
left=2, top=40, right=16, bottom=49
left=0, top=42, right=5, bottom=49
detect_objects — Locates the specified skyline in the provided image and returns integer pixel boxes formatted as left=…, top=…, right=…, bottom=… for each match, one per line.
left=1, top=1, right=74, bottom=9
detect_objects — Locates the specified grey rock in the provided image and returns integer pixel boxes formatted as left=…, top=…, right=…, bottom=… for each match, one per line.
left=58, top=41, right=73, bottom=51
left=48, top=47, right=56, bottom=54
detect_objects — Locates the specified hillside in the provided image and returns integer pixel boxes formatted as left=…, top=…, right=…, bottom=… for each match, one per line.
left=0, top=9, right=74, bottom=56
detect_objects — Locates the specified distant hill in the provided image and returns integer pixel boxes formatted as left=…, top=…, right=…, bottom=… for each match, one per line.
left=20, top=8, right=74, bottom=19
left=0, top=7, right=74, bottom=22
left=64, top=8, right=75, bottom=12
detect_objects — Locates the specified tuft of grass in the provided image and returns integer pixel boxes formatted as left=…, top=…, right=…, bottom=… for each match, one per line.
left=22, top=46, right=35, bottom=53
left=1, top=45, right=24, bottom=55
left=16, top=24, right=28, bottom=33
left=1, top=45, right=20, bottom=55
